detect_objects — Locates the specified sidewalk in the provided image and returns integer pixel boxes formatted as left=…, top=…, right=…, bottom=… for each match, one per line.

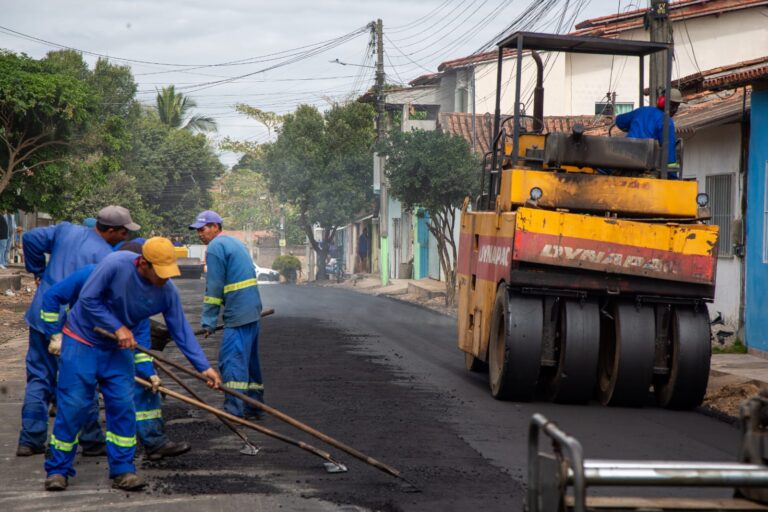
left=322, top=273, right=768, bottom=418
left=328, top=273, right=457, bottom=317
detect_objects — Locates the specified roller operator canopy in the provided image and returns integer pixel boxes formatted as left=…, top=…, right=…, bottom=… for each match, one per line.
left=498, top=31, right=671, bottom=57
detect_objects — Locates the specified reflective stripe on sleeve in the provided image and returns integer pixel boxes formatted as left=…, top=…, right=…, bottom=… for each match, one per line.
left=134, top=353, right=153, bottom=364
left=136, top=409, right=162, bottom=421
left=40, top=311, right=60, bottom=323
left=223, top=278, right=258, bottom=294
left=204, top=296, right=223, bottom=305
left=50, top=434, right=78, bottom=452
left=224, top=381, right=249, bottom=390
left=106, top=431, right=137, bottom=448
left=248, top=383, right=264, bottom=391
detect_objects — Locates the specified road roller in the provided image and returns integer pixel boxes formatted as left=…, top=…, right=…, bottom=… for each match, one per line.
left=456, top=32, right=718, bottom=409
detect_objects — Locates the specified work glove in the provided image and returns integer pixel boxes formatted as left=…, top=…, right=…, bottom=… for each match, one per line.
left=48, top=333, right=62, bottom=356
left=149, top=375, right=162, bottom=394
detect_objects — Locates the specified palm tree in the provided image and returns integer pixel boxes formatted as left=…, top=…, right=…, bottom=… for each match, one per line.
left=155, top=85, right=217, bottom=133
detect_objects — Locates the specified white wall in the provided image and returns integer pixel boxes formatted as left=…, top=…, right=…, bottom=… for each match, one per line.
left=455, top=6, right=768, bottom=119
left=620, top=9, right=768, bottom=79
left=682, top=123, right=743, bottom=326
left=471, top=53, right=569, bottom=116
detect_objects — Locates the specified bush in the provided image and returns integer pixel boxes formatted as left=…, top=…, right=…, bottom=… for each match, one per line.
left=272, top=255, right=302, bottom=283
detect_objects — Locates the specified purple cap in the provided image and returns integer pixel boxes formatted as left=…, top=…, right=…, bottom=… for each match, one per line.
left=189, top=210, right=223, bottom=230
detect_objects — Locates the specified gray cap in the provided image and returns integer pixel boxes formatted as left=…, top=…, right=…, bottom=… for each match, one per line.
left=96, top=205, right=141, bottom=231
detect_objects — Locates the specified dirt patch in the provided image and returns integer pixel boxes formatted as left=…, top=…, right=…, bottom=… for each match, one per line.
left=150, top=472, right=280, bottom=496
left=0, top=273, right=34, bottom=348
left=704, top=382, right=761, bottom=419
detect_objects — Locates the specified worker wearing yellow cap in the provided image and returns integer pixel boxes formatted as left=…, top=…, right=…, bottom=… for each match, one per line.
left=43, top=237, right=221, bottom=493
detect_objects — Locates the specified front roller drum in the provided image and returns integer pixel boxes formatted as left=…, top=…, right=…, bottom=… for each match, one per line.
left=598, top=302, right=655, bottom=407
left=655, top=305, right=711, bottom=409
left=488, top=286, right=543, bottom=401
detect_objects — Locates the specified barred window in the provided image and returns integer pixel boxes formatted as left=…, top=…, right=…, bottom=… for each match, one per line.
left=594, top=102, right=633, bottom=116
left=706, top=174, right=734, bottom=258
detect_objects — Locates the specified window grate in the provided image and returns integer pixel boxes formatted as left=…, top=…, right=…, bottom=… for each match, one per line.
left=706, top=174, right=733, bottom=258
left=594, top=102, right=633, bottom=116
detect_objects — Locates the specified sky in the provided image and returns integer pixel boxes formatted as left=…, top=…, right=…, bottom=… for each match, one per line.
left=0, top=0, right=625, bottom=166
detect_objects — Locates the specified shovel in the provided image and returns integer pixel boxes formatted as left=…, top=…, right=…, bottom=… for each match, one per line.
left=152, top=358, right=259, bottom=456
left=123, top=336, right=414, bottom=487
left=134, top=376, right=346, bottom=472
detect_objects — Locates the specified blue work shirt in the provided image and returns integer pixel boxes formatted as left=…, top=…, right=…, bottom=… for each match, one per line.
left=40, top=263, right=156, bottom=379
left=203, top=235, right=262, bottom=330
left=66, top=251, right=211, bottom=373
left=615, top=106, right=677, bottom=164
left=40, top=264, right=96, bottom=338
left=24, top=222, right=114, bottom=334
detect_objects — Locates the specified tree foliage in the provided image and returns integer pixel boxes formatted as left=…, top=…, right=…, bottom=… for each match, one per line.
left=212, top=166, right=304, bottom=245
left=0, top=51, right=94, bottom=205
left=124, top=109, right=224, bottom=235
left=156, top=85, right=217, bottom=133
left=41, top=50, right=144, bottom=221
left=264, top=102, right=375, bottom=278
left=378, top=129, right=479, bottom=304
left=233, top=104, right=284, bottom=137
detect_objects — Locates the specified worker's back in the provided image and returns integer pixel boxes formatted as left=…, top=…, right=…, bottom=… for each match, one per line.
left=206, top=235, right=262, bottom=327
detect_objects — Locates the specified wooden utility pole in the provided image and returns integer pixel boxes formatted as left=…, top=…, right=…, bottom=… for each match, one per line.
left=648, top=0, right=672, bottom=104
left=374, top=18, right=389, bottom=286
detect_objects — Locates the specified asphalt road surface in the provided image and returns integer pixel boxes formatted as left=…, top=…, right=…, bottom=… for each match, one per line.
left=0, top=280, right=742, bottom=511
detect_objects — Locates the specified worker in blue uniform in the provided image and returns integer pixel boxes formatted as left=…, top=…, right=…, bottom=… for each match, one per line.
left=17, top=205, right=139, bottom=457
left=190, top=210, right=264, bottom=419
left=43, top=237, right=221, bottom=492
left=615, top=87, right=685, bottom=175
left=41, top=242, right=194, bottom=461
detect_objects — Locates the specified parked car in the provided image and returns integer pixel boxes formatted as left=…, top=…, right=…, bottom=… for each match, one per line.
left=254, top=263, right=280, bottom=283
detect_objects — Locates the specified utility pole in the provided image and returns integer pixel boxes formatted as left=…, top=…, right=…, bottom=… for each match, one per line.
left=647, top=0, right=672, bottom=104
left=374, top=18, right=389, bottom=287
left=279, top=206, right=286, bottom=256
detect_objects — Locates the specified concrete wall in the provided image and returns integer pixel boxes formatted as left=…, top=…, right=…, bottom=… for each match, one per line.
left=682, top=123, right=743, bottom=327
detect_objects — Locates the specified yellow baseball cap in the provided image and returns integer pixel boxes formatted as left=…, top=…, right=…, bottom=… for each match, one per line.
left=142, top=237, right=181, bottom=279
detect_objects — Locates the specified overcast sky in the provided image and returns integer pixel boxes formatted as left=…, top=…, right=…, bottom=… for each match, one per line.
left=0, top=0, right=623, bottom=166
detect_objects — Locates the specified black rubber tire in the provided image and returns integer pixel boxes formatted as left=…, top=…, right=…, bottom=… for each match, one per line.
left=545, top=300, right=600, bottom=404
left=488, top=286, right=542, bottom=401
left=655, top=305, right=711, bottom=409
left=597, top=302, right=655, bottom=407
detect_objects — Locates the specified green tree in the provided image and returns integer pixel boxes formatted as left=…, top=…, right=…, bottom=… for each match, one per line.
left=155, top=85, right=216, bottom=133
left=0, top=51, right=94, bottom=204
left=124, top=109, right=224, bottom=235
left=42, top=50, right=143, bottom=222
left=233, top=104, right=284, bottom=137
left=378, top=129, right=479, bottom=304
left=264, top=102, right=375, bottom=279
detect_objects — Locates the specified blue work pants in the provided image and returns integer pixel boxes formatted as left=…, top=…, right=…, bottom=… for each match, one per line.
left=19, top=328, right=103, bottom=450
left=45, top=336, right=136, bottom=479
left=219, top=321, right=263, bottom=417
left=134, top=381, right=168, bottom=453
left=0, top=238, right=7, bottom=266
